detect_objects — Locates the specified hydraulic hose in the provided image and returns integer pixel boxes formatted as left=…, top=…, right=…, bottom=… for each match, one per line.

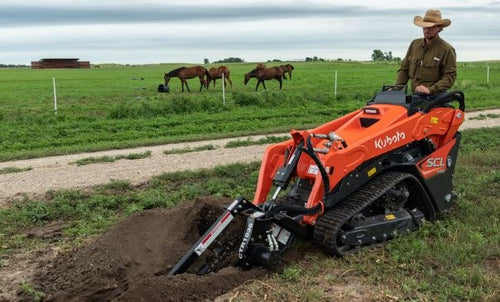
left=299, top=134, right=332, bottom=204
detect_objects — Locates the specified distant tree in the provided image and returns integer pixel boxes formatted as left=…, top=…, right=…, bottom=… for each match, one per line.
left=385, top=51, right=393, bottom=61
left=371, top=49, right=385, bottom=61
left=0, top=63, right=27, bottom=68
left=214, top=57, right=244, bottom=63
left=371, top=50, right=400, bottom=62
left=305, top=56, right=326, bottom=62
left=203, top=58, right=209, bottom=64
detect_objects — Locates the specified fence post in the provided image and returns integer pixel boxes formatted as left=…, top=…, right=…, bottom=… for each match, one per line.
left=334, top=70, right=338, bottom=98
left=487, top=66, right=490, bottom=84
left=222, top=73, right=226, bottom=106
left=53, top=77, right=57, bottom=115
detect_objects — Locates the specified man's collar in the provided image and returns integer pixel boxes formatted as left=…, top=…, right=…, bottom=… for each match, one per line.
left=420, top=36, right=442, bottom=48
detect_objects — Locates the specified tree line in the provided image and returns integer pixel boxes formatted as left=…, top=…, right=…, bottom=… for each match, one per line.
left=0, top=63, right=28, bottom=68
left=371, top=50, right=401, bottom=62
left=205, top=50, right=401, bottom=64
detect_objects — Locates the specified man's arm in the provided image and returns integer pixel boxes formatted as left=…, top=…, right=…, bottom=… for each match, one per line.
left=395, top=42, right=413, bottom=85
left=396, top=58, right=410, bottom=86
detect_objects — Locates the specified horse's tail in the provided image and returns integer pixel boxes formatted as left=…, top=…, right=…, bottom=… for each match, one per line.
left=203, top=68, right=211, bottom=88
left=221, top=66, right=230, bottom=77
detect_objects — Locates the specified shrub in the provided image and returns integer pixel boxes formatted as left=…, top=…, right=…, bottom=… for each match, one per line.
left=169, top=96, right=198, bottom=114
left=232, top=92, right=261, bottom=106
left=199, top=96, right=230, bottom=113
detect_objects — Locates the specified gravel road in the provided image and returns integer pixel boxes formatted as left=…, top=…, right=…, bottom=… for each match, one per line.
left=1, top=109, right=499, bottom=208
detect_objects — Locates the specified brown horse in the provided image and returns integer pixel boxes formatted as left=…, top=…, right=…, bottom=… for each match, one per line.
left=242, top=63, right=267, bottom=84
left=164, top=66, right=209, bottom=92
left=244, top=64, right=284, bottom=91
left=207, top=66, right=233, bottom=89
left=279, top=64, right=295, bottom=80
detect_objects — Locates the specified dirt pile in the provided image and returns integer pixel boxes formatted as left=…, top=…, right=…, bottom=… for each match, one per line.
left=30, top=197, right=267, bottom=302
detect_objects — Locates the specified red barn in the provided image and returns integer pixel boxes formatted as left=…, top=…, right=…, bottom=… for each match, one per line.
left=31, top=58, right=90, bottom=69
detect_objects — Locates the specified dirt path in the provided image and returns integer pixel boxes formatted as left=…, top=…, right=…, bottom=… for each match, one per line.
left=1, top=108, right=499, bottom=208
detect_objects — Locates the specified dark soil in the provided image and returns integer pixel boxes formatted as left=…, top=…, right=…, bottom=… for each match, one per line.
left=30, top=197, right=269, bottom=302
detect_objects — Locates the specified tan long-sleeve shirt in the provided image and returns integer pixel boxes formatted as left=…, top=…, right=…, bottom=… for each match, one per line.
left=396, top=36, right=456, bottom=94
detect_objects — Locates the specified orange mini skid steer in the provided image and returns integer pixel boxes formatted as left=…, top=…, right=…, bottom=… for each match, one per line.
left=168, top=86, right=465, bottom=275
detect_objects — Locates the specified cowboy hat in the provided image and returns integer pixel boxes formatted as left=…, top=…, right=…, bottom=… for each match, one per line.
left=414, top=9, right=451, bottom=28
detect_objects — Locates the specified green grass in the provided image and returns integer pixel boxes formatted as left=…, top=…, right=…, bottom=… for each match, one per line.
left=19, top=280, right=45, bottom=302
left=0, top=61, right=498, bottom=161
left=123, top=150, right=152, bottom=160
left=469, top=113, right=500, bottom=120
left=163, top=144, right=216, bottom=155
left=224, top=135, right=290, bottom=148
left=70, top=151, right=151, bottom=166
left=0, top=166, right=32, bottom=174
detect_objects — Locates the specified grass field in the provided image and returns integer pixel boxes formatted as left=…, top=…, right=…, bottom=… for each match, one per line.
left=0, top=61, right=498, bottom=161
left=0, top=127, right=498, bottom=301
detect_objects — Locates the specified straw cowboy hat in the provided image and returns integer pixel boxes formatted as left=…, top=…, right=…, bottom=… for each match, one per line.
left=414, top=9, right=451, bottom=28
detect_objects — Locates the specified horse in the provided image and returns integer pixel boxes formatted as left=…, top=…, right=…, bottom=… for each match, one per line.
left=207, top=66, right=233, bottom=89
left=243, top=63, right=266, bottom=86
left=244, top=64, right=284, bottom=91
left=164, top=66, right=209, bottom=92
left=279, top=64, right=295, bottom=80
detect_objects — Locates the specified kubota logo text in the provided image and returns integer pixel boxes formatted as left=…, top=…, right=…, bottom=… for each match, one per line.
left=374, top=131, right=406, bottom=149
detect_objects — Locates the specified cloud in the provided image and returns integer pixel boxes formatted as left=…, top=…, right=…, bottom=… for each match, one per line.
left=0, top=1, right=498, bottom=64
left=3, top=1, right=495, bottom=28
left=0, top=4, right=378, bottom=27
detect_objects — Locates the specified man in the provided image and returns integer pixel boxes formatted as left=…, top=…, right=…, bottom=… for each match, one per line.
left=396, top=9, right=456, bottom=95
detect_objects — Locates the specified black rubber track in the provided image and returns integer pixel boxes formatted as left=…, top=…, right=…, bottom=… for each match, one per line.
left=313, top=171, right=417, bottom=256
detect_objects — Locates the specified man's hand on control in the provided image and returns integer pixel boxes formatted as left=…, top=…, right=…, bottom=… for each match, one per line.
left=415, top=85, right=431, bottom=94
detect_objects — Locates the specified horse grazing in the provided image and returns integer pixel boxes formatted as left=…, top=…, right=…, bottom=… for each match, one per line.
left=207, top=66, right=233, bottom=89
left=244, top=64, right=284, bottom=91
left=164, top=66, right=209, bottom=92
left=242, top=63, right=267, bottom=83
left=279, top=64, right=295, bottom=80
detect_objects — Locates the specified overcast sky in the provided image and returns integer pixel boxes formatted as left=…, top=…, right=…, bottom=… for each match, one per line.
left=1, top=0, right=498, bottom=64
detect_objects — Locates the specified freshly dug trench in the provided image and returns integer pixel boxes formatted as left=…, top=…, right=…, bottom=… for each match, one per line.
left=30, top=197, right=268, bottom=302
